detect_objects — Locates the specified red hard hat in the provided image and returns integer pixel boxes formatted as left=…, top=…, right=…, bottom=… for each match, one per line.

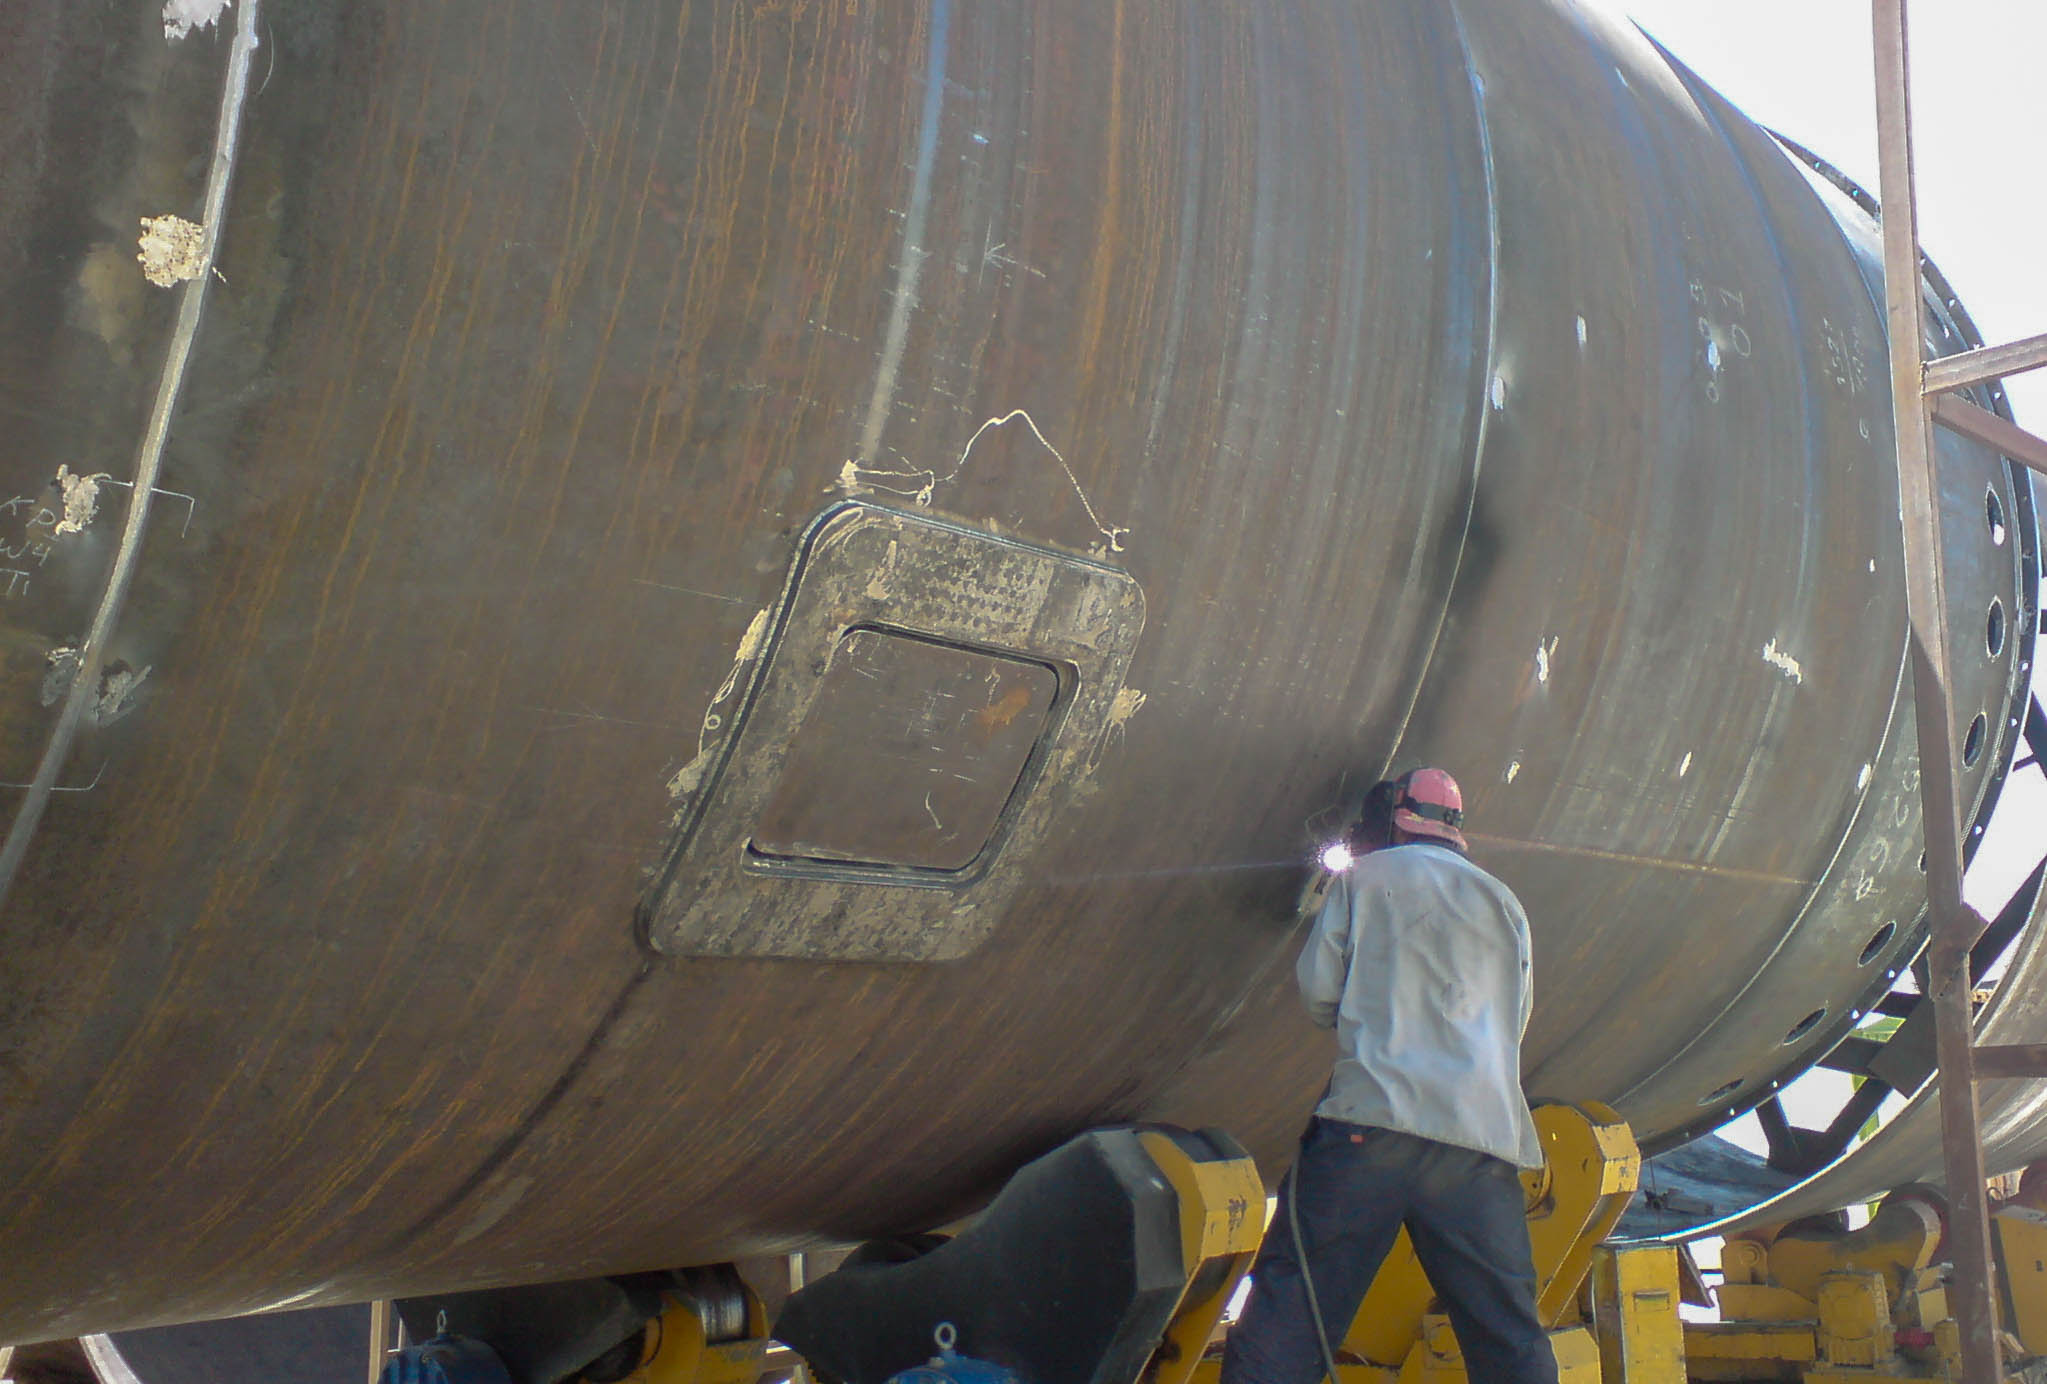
left=1392, top=767, right=1467, bottom=850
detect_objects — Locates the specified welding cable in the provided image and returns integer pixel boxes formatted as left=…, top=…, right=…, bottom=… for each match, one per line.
left=1286, top=1160, right=1344, bottom=1384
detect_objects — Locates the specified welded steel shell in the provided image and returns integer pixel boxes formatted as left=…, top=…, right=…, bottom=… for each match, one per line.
left=1704, top=873, right=2047, bottom=1235
left=0, top=0, right=2034, bottom=1342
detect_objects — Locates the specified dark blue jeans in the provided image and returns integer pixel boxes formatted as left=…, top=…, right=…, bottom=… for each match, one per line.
left=1219, top=1120, right=1557, bottom=1384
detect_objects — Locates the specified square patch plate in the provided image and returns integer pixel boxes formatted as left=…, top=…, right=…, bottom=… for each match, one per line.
left=642, top=503, right=1145, bottom=962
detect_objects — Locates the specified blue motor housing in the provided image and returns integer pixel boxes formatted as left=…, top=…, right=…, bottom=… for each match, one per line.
left=379, top=1333, right=516, bottom=1384
left=886, top=1346, right=1026, bottom=1384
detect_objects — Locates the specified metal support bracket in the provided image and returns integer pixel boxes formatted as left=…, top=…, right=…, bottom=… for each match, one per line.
left=1924, top=332, right=2047, bottom=398
left=1933, top=394, right=2047, bottom=479
left=1871, top=2, right=2038, bottom=1379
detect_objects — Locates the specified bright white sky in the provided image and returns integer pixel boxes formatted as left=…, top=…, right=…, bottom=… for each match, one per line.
left=1614, top=0, right=2047, bottom=917
left=1605, top=1, right=2047, bottom=1219
left=1615, top=0, right=2047, bottom=426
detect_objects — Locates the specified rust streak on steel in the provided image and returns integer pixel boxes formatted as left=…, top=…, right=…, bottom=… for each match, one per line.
left=1874, top=1, right=2000, bottom=1381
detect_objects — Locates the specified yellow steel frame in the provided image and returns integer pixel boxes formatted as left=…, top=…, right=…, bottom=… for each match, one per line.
left=1993, top=1203, right=2047, bottom=1359
left=1679, top=1190, right=2047, bottom=1384
left=606, top=1283, right=770, bottom=1384
left=1191, top=1104, right=1635, bottom=1384
left=1525, top=1101, right=1641, bottom=1328
left=1591, top=1245, right=1686, bottom=1384
left=1340, top=1103, right=1637, bottom=1372
left=1139, top=1130, right=1269, bottom=1384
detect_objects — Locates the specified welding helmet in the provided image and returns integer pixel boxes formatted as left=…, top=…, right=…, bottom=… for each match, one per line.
left=1347, top=778, right=1401, bottom=852
left=1391, top=767, right=1467, bottom=850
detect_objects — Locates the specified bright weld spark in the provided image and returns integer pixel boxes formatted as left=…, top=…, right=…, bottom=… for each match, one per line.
left=1319, top=841, right=1355, bottom=873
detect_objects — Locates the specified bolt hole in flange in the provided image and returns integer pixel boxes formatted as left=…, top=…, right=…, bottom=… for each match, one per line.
left=1989, top=599, right=2007, bottom=657
left=1698, top=1078, right=1744, bottom=1107
left=1988, top=486, right=2008, bottom=546
left=1783, top=1008, right=1827, bottom=1045
left=1964, top=712, right=1987, bottom=767
left=1860, top=920, right=1896, bottom=965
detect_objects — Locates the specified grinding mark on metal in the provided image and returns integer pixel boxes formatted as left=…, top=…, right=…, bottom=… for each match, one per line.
left=724, top=610, right=770, bottom=690
left=865, top=539, right=901, bottom=601
left=93, top=663, right=151, bottom=726
left=1505, top=759, right=1521, bottom=784
left=1102, top=687, right=1147, bottom=746
left=244, top=1282, right=334, bottom=1316
left=0, top=0, right=263, bottom=909
left=1141, top=40, right=1205, bottom=462
left=1534, top=635, right=1558, bottom=685
left=163, top=0, right=233, bottom=41
left=1678, top=751, right=1693, bottom=778
left=667, top=607, right=772, bottom=805
left=1083, top=686, right=1148, bottom=776
left=40, top=648, right=81, bottom=707
left=136, top=215, right=208, bottom=287
left=451, top=1174, right=535, bottom=1248
left=841, top=409, right=1130, bottom=554
left=385, top=965, right=654, bottom=1249
left=1761, top=637, right=1805, bottom=684
left=50, top=467, right=107, bottom=536
left=854, top=0, right=950, bottom=465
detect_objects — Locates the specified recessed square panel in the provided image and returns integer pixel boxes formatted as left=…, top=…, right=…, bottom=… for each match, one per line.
left=750, top=630, right=1059, bottom=872
left=643, top=502, right=1145, bottom=962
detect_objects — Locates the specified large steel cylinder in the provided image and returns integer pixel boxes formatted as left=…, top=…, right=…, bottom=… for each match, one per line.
left=0, top=0, right=2033, bottom=1342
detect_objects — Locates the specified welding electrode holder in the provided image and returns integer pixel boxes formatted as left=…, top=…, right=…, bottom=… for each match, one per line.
left=1296, top=778, right=1400, bottom=919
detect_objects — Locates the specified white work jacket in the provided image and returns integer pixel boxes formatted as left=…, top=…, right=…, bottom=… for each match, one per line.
left=1297, top=841, right=1545, bottom=1170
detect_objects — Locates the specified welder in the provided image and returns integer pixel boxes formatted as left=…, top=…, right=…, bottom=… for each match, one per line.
left=1220, top=768, right=1553, bottom=1384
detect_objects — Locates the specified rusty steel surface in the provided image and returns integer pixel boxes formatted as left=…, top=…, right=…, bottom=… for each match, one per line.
left=1876, top=0, right=2003, bottom=1372
left=1925, top=332, right=2047, bottom=398
left=1972, top=1045, right=2047, bottom=1081
left=1692, top=875, right=2047, bottom=1232
left=0, top=0, right=2035, bottom=1342
left=1936, top=393, right=2047, bottom=478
